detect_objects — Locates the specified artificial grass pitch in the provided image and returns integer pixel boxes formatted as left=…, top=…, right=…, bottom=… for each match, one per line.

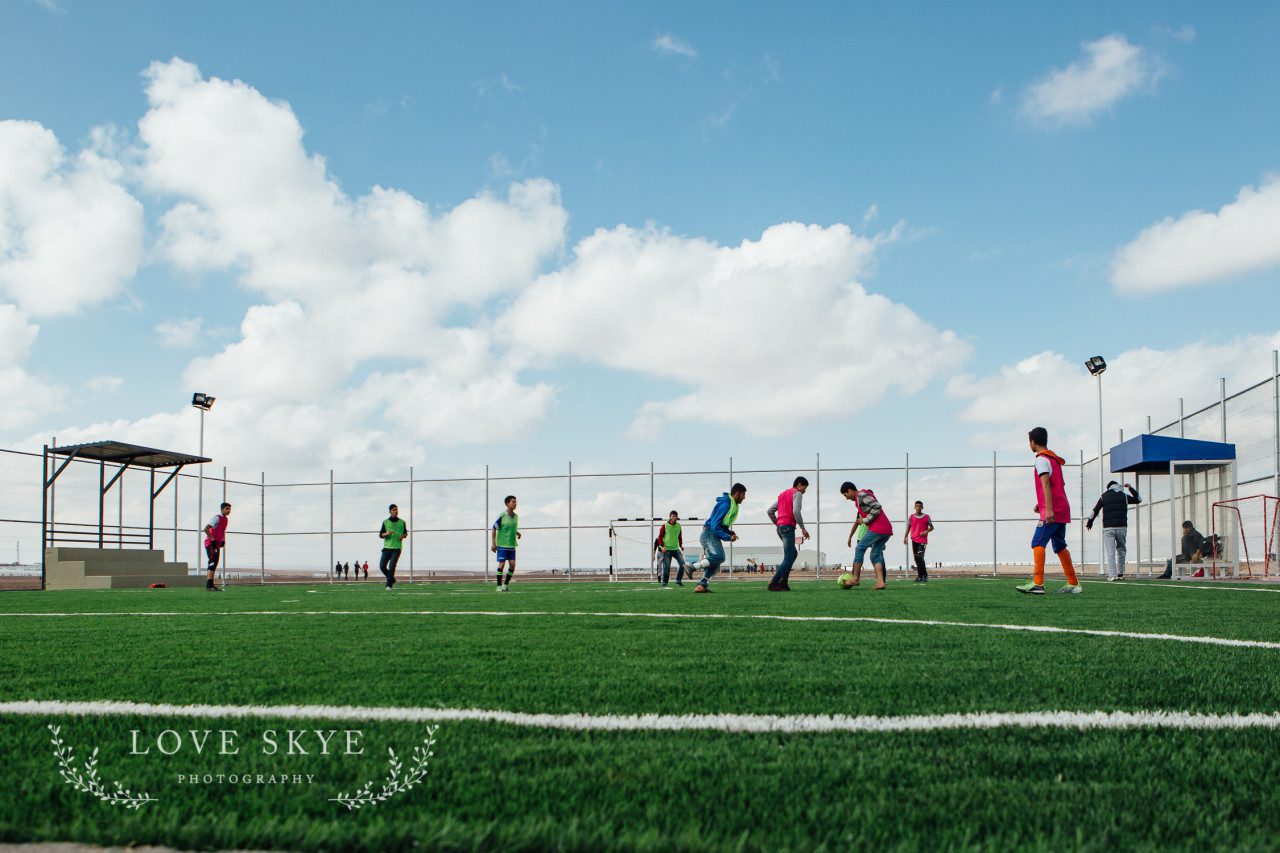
left=1, top=578, right=1278, bottom=851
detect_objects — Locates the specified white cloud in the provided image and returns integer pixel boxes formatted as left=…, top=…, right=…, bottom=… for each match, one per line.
left=155, top=316, right=204, bottom=347
left=1020, top=34, right=1164, bottom=126
left=0, top=304, right=61, bottom=429
left=472, top=73, right=521, bottom=97
left=652, top=34, right=698, bottom=60
left=1111, top=176, right=1280, bottom=293
left=33, top=57, right=569, bottom=475
left=503, top=220, right=969, bottom=439
left=84, top=375, right=123, bottom=394
left=947, top=332, right=1280, bottom=455
left=0, top=120, right=144, bottom=316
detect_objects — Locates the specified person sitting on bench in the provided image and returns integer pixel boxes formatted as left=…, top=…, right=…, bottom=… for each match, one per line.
left=1159, top=520, right=1204, bottom=579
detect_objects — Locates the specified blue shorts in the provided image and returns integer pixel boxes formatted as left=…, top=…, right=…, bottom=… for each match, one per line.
left=854, top=531, right=891, bottom=565
left=495, top=547, right=517, bottom=563
left=1031, top=522, right=1068, bottom=553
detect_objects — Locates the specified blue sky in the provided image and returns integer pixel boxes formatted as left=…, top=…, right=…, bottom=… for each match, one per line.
left=1, top=0, right=1279, bottom=481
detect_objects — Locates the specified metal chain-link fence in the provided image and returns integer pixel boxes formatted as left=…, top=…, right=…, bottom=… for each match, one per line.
left=5, top=353, right=1279, bottom=588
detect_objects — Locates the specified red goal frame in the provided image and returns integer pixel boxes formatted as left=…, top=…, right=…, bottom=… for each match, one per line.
left=1212, top=495, right=1280, bottom=579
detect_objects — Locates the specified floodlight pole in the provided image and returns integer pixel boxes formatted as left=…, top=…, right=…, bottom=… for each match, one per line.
left=196, top=407, right=205, bottom=570
left=1096, top=372, right=1105, bottom=500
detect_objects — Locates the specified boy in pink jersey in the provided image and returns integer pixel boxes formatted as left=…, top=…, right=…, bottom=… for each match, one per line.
left=840, top=481, right=891, bottom=590
left=766, top=476, right=810, bottom=591
left=1016, top=426, right=1081, bottom=595
left=202, top=502, right=231, bottom=592
left=904, top=501, right=934, bottom=582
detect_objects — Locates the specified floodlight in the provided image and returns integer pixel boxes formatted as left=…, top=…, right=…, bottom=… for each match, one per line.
left=191, top=393, right=216, bottom=410
left=1085, top=356, right=1107, bottom=376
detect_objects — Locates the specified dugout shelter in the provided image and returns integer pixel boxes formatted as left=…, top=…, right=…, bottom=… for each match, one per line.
left=1109, top=434, right=1237, bottom=579
left=41, top=440, right=211, bottom=590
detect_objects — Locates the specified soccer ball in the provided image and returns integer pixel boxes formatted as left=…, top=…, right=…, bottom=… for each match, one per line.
left=837, top=572, right=854, bottom=589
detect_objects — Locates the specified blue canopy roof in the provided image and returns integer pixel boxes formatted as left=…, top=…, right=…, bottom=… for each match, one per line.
left=1109, top=434, right=1235, bottom=475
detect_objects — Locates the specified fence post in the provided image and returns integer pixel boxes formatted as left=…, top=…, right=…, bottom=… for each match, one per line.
left=328, top=469, right=334, bottom=585
left=40, top=444, right=47, bottom=590
left=1274, top=350, right=1279, bottom=499
left=903, top=452, right=910, bottom=577
left=222, top=466, right=227, bottom=585
left=1152, top=409, right=1162, bottom=573
left=649, top=462, right=655, bottom=581
left=1079, top=450, right=1085, bottom=569
left=484, top=465, right=490, bottom=583
left=1179, top=397, right=1185, bottom=438
left=260, top=471, right=265, bottom=584
left=992, top=450, right=997, bottom=576
left=728, top=456, right=734, bottom=577
left=567, top=461, right=573, bottom=582
left=409, top=466, right=415, bottom=584
left=815, top=451, right=821, bottom=580
left=173, top=470, right=179, bottom=561
left=1220, top=378, right=1228, bottom=443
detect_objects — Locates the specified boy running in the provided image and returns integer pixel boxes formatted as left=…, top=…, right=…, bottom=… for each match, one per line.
left=905, top=501, right=934, bottom=582
left=840, top=482, right=891, bottom=590
left=691, top=483, right=747, bottom=593
left=1016, top=426, right=1081, bottom=595
left=378, top=503, right=408, bottom=589
left=491, top=495, right=521, bottom=592
left=202, top=502, right=231, bottom=591
left=766, top=476, right=811, bottom=592
left=658, top=510, right=687, bottom=588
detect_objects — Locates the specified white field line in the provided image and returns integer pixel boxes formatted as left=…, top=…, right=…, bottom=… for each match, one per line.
left=1083, top=580, right=1280, bottom=594
left=2, top=699, right=1280, bottom=733
left=2, top=608, right=1279, bottom=651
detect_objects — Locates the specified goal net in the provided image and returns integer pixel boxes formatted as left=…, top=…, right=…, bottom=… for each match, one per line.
left=1211, top=495, right=1279, bottom=579
left=607, top=518, right=702, bottom=581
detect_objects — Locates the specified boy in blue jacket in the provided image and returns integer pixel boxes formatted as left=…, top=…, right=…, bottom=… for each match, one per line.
left=692, top=483, right=747, bottom=593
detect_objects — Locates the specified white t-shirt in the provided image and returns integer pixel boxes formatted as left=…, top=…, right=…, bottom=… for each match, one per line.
left=1034, top=456, right=1053, bottom=477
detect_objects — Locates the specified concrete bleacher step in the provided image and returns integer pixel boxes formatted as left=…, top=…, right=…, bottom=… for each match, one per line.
left=44, top=547, right=203, bottom=589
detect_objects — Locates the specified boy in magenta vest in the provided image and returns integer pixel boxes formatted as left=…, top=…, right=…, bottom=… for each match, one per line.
left=1016, top=426, right=1081, bottom=595
left=766, top=476, right=810, bottom=591
left=840, top=482, right=891, bottom=590
left=904, top=501, right=934, bottom=582
left=202, top=502, right=231, bottom=592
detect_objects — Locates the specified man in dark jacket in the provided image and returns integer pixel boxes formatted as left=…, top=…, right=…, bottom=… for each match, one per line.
left=1085, top=481, right=1141, bottom=580
left=1159, top=521, right=1205, bottom=579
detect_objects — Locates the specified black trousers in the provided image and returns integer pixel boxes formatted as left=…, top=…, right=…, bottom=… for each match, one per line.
left=205, top=543, right=222, bottom=572
left=912, top=541, right=927, bottom=576
left=379, top=548, right=403, bottom=585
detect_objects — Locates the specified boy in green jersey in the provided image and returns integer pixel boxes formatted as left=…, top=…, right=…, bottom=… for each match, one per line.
left=378, top=503, right=408, bottom=589
left=658, top=510, right=687, bottom=588
left=491, top=495, right=521, bottom=592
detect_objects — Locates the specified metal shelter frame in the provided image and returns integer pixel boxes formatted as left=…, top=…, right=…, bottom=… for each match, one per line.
left=41, top=440, right=211, bottom=589
left=1109, top=434, right=1237, bottom=578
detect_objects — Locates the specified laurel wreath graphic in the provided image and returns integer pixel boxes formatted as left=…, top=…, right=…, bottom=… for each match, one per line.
left=48, top=724, right=158, bottom=809
left=329, top=726, right=438, bottom=811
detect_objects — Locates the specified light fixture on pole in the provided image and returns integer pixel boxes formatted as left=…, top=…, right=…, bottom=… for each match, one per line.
left=1084, top=357, right=1107, bottom=500
left=191, top=393, right=215, bottom=568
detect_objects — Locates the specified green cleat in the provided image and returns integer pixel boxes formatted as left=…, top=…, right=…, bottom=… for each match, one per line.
left=1014, top=583, right=1045, bottom=595
left=1055, top=584, right=1083, bottom=594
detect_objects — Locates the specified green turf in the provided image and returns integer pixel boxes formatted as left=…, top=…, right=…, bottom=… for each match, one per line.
left=1, top=578, right=1279, bottom=851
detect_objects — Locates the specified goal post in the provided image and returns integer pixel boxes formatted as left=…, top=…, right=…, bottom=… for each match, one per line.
left=1212, top=495, right=1279, bottom=579
left=607, top=517, right=701, bottom=582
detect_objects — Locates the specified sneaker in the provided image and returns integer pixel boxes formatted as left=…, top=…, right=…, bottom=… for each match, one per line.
left=911, top=577, right=922, bottom=583
left=1014, top=583, right=1045, bottom=595
left=205, top=586, right=221, bottom=592
left=919, top=576, right=928, bottom=583
left=496, top=586, right=505, bottom=593
left=503, top=584, right=510, bottom=592
left=781, top=580, right=791, bottom=591
left=1056, top=584, right=1082, bottom=594
left=766, top=582, right=782, bottom=592
left=694, top=584, right=711, bottom=594
left=662, top=584, right=671, bottom=590
left=1191, top=569, right=1205, bottom=578
left=675, top=581, right=684, bottom=587
left=1107, top=576, right=1119, bottom=582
